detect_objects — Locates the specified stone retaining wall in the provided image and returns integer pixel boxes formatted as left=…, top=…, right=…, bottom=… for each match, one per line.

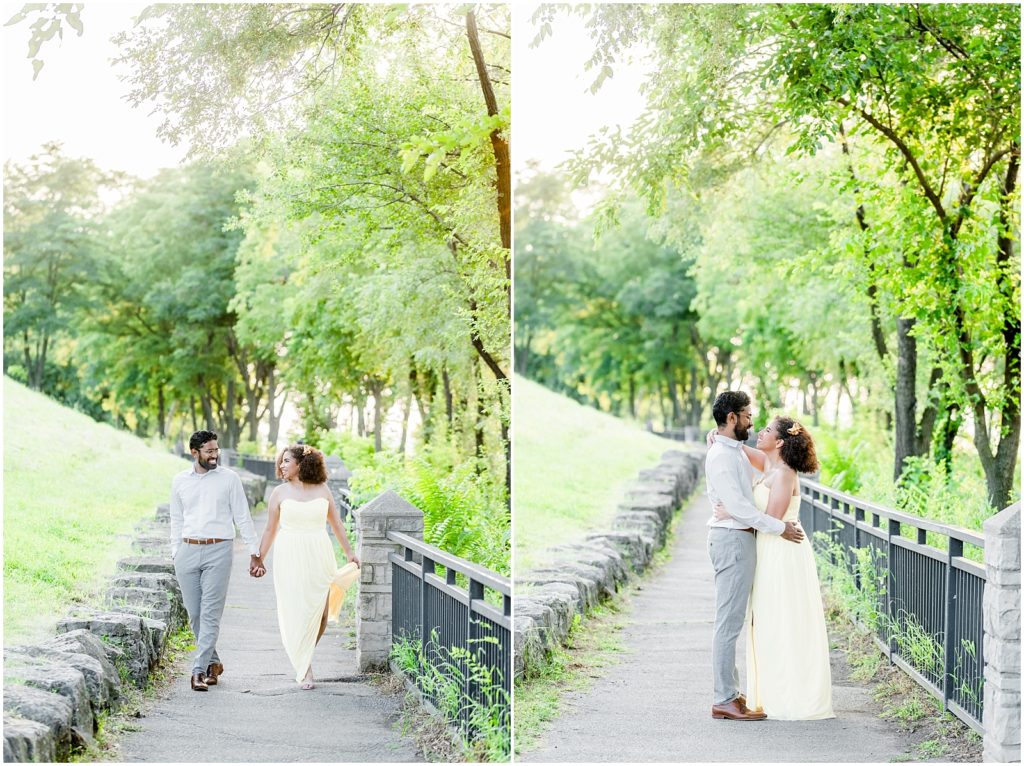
left=513, top=448, right=705, bottom=679
left=3, top=467, right=267, bottom=762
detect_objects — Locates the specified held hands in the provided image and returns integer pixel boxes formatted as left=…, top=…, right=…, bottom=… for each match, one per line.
left=781, top=521, right=805, bottom=544
left=249, top=554, right=266, bottom=578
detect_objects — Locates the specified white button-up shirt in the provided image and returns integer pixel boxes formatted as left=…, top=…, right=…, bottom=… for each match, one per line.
left=705, top=435, right=785, bottom=535
left=169, top=465, right=260, bottom=558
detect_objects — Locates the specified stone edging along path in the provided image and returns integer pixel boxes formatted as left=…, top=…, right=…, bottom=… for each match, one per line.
left=513, top=447, right=705, bottom=678
left=2, top=467, right=267, bottom=762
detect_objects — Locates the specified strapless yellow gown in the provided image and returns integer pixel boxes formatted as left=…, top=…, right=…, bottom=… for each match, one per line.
left=273, top=497, right=359, bottom=682
left=746, top=481, right=835, bottom=719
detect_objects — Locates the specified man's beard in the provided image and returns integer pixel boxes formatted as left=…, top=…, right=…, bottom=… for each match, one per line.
left=198, top=455, right=217, bottom=470
left=735, top=424, right=750, bottom=442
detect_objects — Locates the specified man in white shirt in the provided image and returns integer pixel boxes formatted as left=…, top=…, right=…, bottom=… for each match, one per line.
left=170, top=430, right=264, bottom=691
left=705, top=391, right=804, bottom=720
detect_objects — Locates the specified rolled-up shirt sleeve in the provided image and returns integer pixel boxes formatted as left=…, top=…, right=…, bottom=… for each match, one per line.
left=706, top=456, right=786, bottom=535
left=230, top=473, right=261, bottom=556
left=169, top=477, right=184, bottom=559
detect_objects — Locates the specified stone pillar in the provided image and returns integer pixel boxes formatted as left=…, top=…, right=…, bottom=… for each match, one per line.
left=983, top=502, right=1021, bottom=763
left=354, top=490, right=424, bottom=672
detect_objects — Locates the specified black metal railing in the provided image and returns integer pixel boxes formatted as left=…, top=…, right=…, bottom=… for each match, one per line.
left=800, top=479, right=986, bottom=732
left=388, top=531, right=511, bottom=736
left=233, top=453, right=279, bottom=481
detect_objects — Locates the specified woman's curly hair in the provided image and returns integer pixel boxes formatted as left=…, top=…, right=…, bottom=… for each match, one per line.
left=275, top=444, right=328, bottom=484
left=773, top=416, right=819, bottom=475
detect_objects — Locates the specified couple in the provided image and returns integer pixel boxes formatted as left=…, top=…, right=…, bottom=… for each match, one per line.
left=169, top=431, right=360, bottom=692
left=705, top=391, right=834, bottom=722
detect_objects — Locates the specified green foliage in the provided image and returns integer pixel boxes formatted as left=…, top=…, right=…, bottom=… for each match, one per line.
left=817, top=430, right=868, bottom=493
left=349, top=435, right=509, bottom=575
left=5, top=3, right=85, bottom=80
left=3, top=144, right=111, bottom=397
left=893, top=455, right=993, bottom=535
left=542, top=2, right=1020, bottom=508
left=515, top=180, right=703, bottom=425
left=5, top=6, right=511, bottom=508
left=390, top=632, right=510, bottom=762
left=816, top=533, right=984, bottom=706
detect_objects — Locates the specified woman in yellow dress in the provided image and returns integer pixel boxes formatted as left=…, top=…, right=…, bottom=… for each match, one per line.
left=254, top=445, right=360, bottom=690
left=714, top=417, right=834, bottom=720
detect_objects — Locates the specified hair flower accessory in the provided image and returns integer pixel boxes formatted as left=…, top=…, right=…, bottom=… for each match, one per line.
left=787, top=423, right=803, bottom=436
left=302, top=445, right=314, bottom=456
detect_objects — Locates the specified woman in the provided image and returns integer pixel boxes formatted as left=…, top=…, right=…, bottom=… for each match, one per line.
left=711, top=416, right=834, bottom=720
left=254, top=445, right=361, bottom=689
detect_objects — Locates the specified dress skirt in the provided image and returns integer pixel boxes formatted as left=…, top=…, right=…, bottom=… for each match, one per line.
left=273, top=498, right=359, bottom=682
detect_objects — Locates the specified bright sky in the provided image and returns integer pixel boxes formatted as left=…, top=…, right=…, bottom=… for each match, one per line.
left=3, top=3, right=186, bottom=177
left=514, top=3, right=650, bottom=180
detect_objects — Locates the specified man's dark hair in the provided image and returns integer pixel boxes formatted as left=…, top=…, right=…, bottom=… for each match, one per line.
left=712, top=391, right=750, bottom=426
left=189, top=430, right=218, bottom=452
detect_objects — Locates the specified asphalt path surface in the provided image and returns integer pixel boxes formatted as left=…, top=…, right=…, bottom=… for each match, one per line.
left=118, top=510, right=422, bottom=762
left=520, top=493, right=915, bottom=763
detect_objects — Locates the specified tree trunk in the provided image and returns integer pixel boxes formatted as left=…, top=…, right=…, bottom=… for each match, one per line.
left=893, top=318, right=918, bottom=481
left=267, top=365, right=285, bottom=447
left=200, top=393, right=215, bottom=431
left=370, top=379, right=384, bottom=453
left=966, top=146, right=1021, bottom=508
left=465, top=11, right=510, bottom=255
left=399, top=389, right=413, bottom=455
left=157, top=384, right=166, bottom=438
left=413, top=366, right=434, bottom=445
left=665, top=362, right=681, bottom=427
left=464, top=13, right=510, bottom=385
left=225, top=378, right=239, bottom=448
left=443, top=368, right=454, bottom=425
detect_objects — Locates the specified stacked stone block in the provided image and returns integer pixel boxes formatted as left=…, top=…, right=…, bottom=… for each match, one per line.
left=353, top=490, right=425, bottom=672
left=983, top=502, right=1021, bottom=763
left=514, top=448, right=705, bottom=678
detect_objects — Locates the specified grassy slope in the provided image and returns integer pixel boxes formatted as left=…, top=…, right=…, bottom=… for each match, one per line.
left=513, top=375, right=683, bottom=571
left=3, top=377, right=188, bottom=643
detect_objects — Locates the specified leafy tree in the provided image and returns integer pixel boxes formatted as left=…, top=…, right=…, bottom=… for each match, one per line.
left=3, top=144, right=110, bottom=392
left=554, top=3, right=1020, bottom=505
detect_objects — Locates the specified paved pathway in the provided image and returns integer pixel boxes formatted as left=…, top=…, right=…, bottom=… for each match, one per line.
left=521, top=493, right=915, bottom=763
left=118, top=511, right=422, bottom=762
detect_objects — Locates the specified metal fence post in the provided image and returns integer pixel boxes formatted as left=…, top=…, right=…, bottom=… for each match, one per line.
left=886, top=518, right=900, bottom=660
left=943, top=536, right=964, bottom=711
left=421, top=555, right=435, bottom=663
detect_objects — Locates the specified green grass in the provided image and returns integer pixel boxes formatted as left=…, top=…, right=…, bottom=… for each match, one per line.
left=513, top=375, right=683, bottom=570
left=3, top=377, right=188, bottom=643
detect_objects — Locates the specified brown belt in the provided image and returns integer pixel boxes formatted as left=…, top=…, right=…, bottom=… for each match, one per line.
left=182, top=537, right=229, bottom=545
left=735, top=527, right=756, bottom=534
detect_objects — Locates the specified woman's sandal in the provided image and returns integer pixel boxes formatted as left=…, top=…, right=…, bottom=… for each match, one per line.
left=300, top=668, right=314, bottom=690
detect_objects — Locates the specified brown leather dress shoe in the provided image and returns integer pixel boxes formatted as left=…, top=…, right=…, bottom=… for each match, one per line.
left=711, top=697, right=767, bottom=720
left=190, top=672, right=208, bottom=691
left=205, top=663, right=224, bottom=686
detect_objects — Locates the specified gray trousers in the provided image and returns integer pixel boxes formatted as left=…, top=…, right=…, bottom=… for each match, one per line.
left=707, top=527, right=756, bottom=705
left=173, top=541, right=233, bottom=674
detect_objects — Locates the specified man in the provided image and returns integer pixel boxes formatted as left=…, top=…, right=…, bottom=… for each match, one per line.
left=170, top=430, right=265, bottom=691
left=705, top=391, right=804, bottom=720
